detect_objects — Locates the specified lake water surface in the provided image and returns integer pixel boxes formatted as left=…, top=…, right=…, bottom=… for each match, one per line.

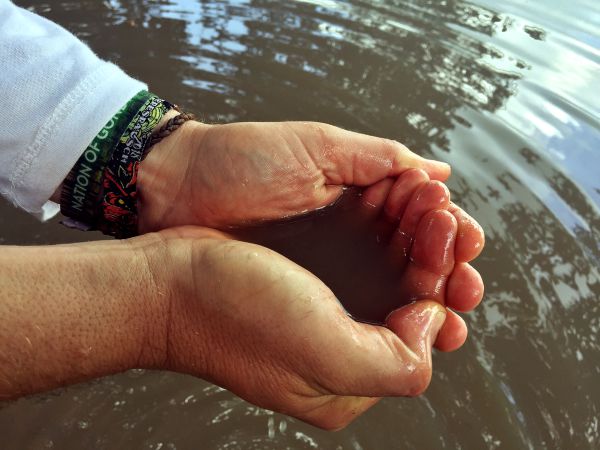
left=1, top=0, right=599, bottom=448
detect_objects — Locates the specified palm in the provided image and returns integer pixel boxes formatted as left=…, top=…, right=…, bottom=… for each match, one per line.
left=137, top=120, right=484, bottom=350
left=132, top=120, right=486, bottom=429
left=189, top=122, right=336, bottom=226
left=160, top=227, right=444, bottom=429
left=233, top=170, right=484, bottom=350
left=159, top=177, right=483, bottom=426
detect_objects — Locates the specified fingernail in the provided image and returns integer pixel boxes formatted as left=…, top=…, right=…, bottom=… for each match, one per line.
left=424, top=308, right=446, bottom=342
left=439, top=161, right=451, bottom=170
left=435, top=161, right=451, bottom=175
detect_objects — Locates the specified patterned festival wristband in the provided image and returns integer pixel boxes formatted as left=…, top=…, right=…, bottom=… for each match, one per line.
left=95, top=94, right=174, bottom=238
left=60, top=90, right=154, bottom=228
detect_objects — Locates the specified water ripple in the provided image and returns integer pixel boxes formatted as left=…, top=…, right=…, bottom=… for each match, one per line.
left=1, top=0, right=599, bottom=448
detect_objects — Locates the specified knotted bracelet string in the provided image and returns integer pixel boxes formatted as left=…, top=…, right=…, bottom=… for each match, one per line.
left=145, top=110, right=196, bottom=153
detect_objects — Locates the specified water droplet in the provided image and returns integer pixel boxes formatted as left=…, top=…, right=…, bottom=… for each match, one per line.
left=279, top=419, right=287, bottom=434
left=267, top=416, right=275, bottom=439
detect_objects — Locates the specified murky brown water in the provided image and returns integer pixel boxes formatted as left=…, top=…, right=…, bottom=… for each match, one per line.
left=2, top=0, right=599, bottom=448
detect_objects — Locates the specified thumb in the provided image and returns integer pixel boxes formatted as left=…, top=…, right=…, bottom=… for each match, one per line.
left=291, top=302, right=446, bottom=430
left=386, top=301, right=447, bottom=360
left=384, top=301, right=446, bottom=396
left=335, top=301, right=446, bottom=398
left=295, top=122, right=451, bottom=185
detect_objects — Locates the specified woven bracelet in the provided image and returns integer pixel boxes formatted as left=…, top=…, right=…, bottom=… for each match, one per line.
left=144, top=111, right=196, bottom=155
left=60, top=90, right=152, bottom=228
left=97, top=109, right=195, bottom=239
left=61, top=92, right=196, bottom=238
left=95, top=95, right=173, bottom=238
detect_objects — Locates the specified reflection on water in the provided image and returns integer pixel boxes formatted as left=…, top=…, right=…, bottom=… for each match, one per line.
left=1, top=0, right=599, bottom=448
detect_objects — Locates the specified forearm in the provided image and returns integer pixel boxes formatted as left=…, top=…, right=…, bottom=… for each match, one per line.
left=0, top=239, right=167, bottom=399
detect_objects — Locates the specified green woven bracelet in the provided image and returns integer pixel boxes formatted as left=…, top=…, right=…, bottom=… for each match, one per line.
left=60, top=90, right=153, bottom=227
left=95, top=94, right=174, bottom=238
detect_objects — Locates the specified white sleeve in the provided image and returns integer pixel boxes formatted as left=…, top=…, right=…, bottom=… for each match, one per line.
left=0, top=0, right=147, bottom=220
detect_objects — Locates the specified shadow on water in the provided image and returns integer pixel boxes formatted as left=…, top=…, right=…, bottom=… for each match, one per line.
left=1, top=0, right=599, bottom=449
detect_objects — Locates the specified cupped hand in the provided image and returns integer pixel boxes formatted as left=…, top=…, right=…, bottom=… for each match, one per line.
left=142, top=226, right=449, bottom=430
left=137, top=121, right=450, bottom=232
left=230, top=168, right=484, bottom=352
left=357, top=170, right=484, bottom=352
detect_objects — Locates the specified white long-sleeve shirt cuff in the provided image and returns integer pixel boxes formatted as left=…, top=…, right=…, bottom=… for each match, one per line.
left=0, top=1, right=147, bottom=220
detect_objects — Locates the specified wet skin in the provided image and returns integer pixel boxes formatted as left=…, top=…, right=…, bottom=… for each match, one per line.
left=359, top=171, right=484, bottom=351
left=137, top=120, right=452, bottom=231
left=137, top=120, right=484, bottom=352
left=148, top=175, right=483, bottom=428
left=235, top=169, right=485, bottom=352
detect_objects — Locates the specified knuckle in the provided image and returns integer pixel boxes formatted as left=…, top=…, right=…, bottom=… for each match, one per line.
left=404, top=362, right=433, bottom=397
left=379, top=137, right=396, bottom=152
left=383, top=138, right=407, bottom=153
left=403, top=167, right=429, bottom=180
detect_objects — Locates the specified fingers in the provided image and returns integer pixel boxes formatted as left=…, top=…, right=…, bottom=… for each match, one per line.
left=298, top=123, right=451, bottom=186
left=398, top=182, right=451, bottom=238
left=433, top=263, right=483, bottom=352
left=380, top=178, right=483, bottom=266
left=383, top=168, right=429, bottom=221
left=358, top=170, right=432, bottom=248
left=388, top=182, right=451, bottom=268
left=390, top=209, right=481, bottom=352
left=448, top=202, right=485, bottom=263
left=359, top=177, right=396, bottom=220
left=445, top=263, right=484, bottom=312
left=433, top=310, right=468, bottom=352
left=391, top=205, right=482, bottom=353
left=395, top=210, right=457, bottom=304
left=408, top=209, right=457, bottom=276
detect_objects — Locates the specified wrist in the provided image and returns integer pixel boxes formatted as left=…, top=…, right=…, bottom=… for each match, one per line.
left=130, top=227, right=231, bottom=377
left=54, top=92, right=181, bottom=236
left=117, top=234, right=174, bottom=369
left=137, top=120, right=211, bottom=233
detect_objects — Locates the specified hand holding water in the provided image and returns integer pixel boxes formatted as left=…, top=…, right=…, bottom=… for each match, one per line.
left=138, top=166, right=484, bottom=430
left=136, top=120, right=452, bottom=231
